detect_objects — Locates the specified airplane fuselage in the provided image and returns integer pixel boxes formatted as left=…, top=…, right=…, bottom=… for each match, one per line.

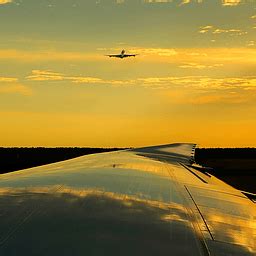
left=120, top=50, right=125, bottom=58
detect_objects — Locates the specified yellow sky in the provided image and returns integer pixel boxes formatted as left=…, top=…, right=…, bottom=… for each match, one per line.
left=0, top=0, right=255, bottom=147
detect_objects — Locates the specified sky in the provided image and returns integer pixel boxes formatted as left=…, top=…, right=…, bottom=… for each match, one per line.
left=0, top=0, right=255, bottom=147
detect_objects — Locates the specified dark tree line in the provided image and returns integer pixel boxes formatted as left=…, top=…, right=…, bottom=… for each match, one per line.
left=0, top=147, right=125, bottom=174
left=195, top=147, right=256, bottom=194
left=195, top=148, right=256, bottom=161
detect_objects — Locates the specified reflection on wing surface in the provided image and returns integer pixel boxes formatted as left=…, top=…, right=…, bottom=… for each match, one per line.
left=0, top=143, right=255, bottom=255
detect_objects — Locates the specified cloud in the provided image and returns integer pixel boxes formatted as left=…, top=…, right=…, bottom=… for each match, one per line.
left=0, top=0, right=12, bottom=5
left=138, top=76, right=256, bottom=91
left=24, top=70, right=256, bottom=107
left=221, top=0, right=242, bottom=6
left=26, top=70, right=256, bottom=92
left=178, top=0, right=203, bottom=6
left=144, top=0, right=173, bottom=3
left=26, top=70, right=66, bottom=81
left=180, top=0, right=191, bottom=5
left=68, top=76, right=104, bottom=84
left=247, top=41, right=255, bottom=47
left=136, top=48, right=177, bottom=57
left=0, top=76, right=18, bottom=82
left=199, top=25, right=247, bottom=36
left=26, top=70, right=105, bottom=84
left=179, top=62, right=223, bottom=69
left=143, top=0, right=243, bottom=6
left=0, top=0, right=245, bottom=7
left=199, top=25, right=213, bottom=33
left=26, top=70, right=135, bottom=86
left=212, top=29, right=247, bottom=35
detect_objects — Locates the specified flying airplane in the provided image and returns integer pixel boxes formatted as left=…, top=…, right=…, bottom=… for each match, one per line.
left=106, top=49, right=138, bottom=58
left=0, top=143, right=255, bottom=255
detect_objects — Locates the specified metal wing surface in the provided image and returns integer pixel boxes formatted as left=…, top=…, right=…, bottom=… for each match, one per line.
left=123, top=54, right=137, bottom=57
left=106, top=54, right=122, bottom=58
left=0, top=143, right=255, bottom=256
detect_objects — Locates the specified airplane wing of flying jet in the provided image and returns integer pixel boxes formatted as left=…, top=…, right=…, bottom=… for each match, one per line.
left=106, top=54, right=137, bottom=58
left=106, top=49, right=138, bottom=58
left=0, top=143, right=255, bottom=255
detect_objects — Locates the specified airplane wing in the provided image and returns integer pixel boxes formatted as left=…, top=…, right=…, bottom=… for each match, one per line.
left=0, top=143, right=255, bottom=255
left=105, top=54, right=122, bottom=58
left=123, top=54, right=138, bottom=57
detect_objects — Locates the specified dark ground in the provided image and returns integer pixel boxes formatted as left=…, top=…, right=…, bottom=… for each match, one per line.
left=0, top=147, right=255, bottom=194
left=195, top=148, right=256, bottom=194
left=0, top=148, right=124, bottom=174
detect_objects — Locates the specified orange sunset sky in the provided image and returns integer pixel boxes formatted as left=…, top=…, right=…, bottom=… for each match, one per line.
left=0, top=0, right=256, bottom=147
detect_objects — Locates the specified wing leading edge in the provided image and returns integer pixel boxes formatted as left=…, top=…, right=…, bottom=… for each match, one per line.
left=0, top=143, right=255, bottom=256
left=106, top=54, right=138, bottom=58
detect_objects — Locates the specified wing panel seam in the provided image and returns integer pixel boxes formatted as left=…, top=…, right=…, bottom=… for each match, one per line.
left=179, top=163, right=208, bottom=183
left=184, top=185, right=214, bottom=241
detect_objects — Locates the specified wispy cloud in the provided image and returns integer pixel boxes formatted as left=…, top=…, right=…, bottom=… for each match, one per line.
left=179, top=0, right=204, bottom=6
left=198, top=25, right=213, bottom=33
left=0, top=0, right=12, bottom=5
left=143, top=0, right=173, bottom=3
left=26, top=70, right=68, bottom=82
left=179, top=62, right=223, bottom=69
left=199, top=25, right=247, bottom=35
left=0, top=0, right=248, bottom=7
left=26, top=70, right=256, bottom=92
left=26, top=70, right=135, bottom=86
left=143, top=0, right=244, bottom=6
left=138, top=76, right=256, bottom=91
left=135, top=47, right=177, bottom=56
left=213, top=29, right=246, bottom=35
left=180, top=0, right=191, bottom=5
left=247, top=41, right=255, bottom=47
left=0, top=76, right=18, bottom=82
left=222, top=0, right=242, bottom=6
